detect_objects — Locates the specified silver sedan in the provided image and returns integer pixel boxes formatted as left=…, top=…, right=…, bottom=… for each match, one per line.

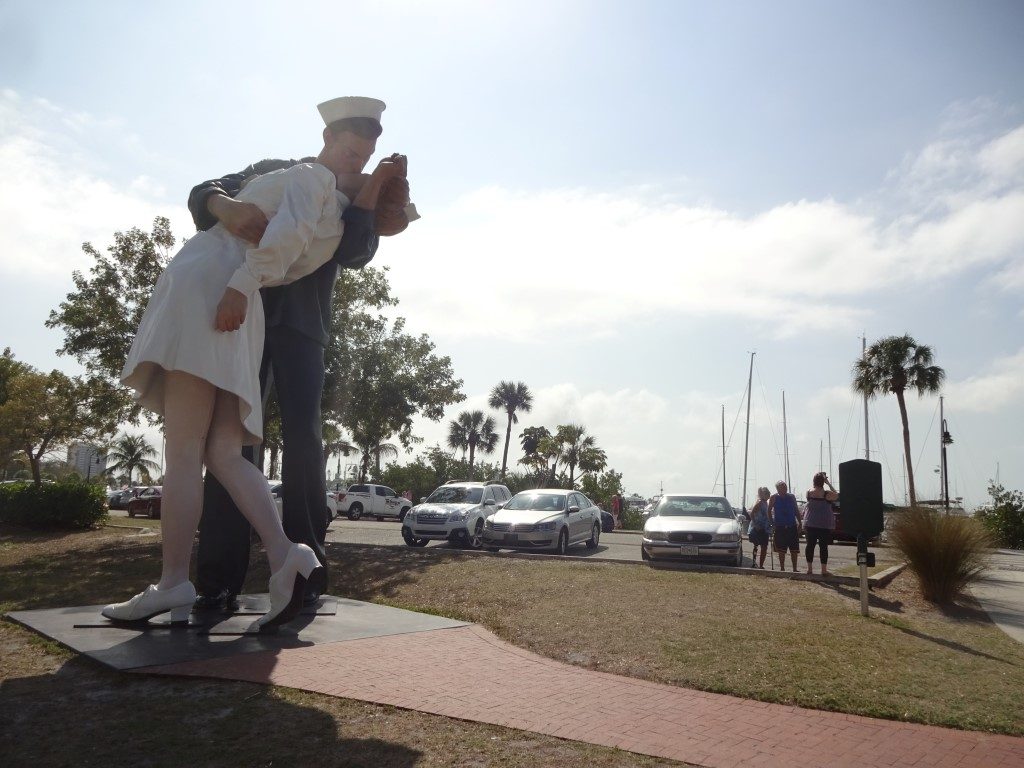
left=641, top=494, right=744, bottom=566
left=483, top=489, right=602, bottom=555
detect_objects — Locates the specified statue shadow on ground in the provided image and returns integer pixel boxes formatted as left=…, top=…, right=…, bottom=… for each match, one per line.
left=314, top=542, right=473, bottom=603
left=0, top=653, right=424, bottom=768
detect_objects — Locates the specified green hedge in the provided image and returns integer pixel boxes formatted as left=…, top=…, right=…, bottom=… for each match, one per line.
left=0, top=479, right=108, bottom=529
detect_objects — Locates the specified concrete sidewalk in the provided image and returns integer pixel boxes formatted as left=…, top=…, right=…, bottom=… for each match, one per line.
left=971, top=549, right=1024, bottom=644
left=141, top=622, right=1024, bottom=768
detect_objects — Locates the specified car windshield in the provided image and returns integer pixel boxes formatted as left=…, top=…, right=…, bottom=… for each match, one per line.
left=426, top=486, right=482, bottom=504
left=654, top=496, right=734, bottom=518
left=505, top=493, right=566, bottom=512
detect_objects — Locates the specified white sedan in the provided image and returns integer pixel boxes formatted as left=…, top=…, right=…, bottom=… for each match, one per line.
left=482, top=488, right=602, bottom=555
left=641, top=494, right=744, bottom=566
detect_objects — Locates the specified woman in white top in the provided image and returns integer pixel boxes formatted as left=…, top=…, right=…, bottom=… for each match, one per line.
left=105, top=99, right=406, bottom=631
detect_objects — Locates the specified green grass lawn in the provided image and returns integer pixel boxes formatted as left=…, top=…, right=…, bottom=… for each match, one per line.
left=1, top=522, right=1022, bottom=767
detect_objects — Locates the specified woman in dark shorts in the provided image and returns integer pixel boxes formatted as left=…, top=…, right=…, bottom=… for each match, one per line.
left=768, top=481, right=801, bottom=571
left=747, top=486, right=771, bottom=568
left=803, top=472, right=839, bottom=575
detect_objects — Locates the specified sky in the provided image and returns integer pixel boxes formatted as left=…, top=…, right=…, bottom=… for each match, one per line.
left=1, top=0, right=1022, bottom=508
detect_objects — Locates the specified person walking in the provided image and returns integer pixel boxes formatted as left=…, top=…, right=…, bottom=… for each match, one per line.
left=803, top=472, right=838, bottom=576
left=768, top=480, right=801, bottom=572
left=747, top=486, right=772, bottom=569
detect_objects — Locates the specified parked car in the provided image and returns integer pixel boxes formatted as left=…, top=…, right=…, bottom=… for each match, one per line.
left=597, top=506, right=615, bottom=533
left=126, top=486, right=163, bottom=519
left=337, top=483, right=411, bottom=521
left=401, top=481, right=512, bottom=549
left=267, top=483, right=336, bottom=525
left=107, top=487, right=141, bottom=511
left=482, top=489, right=602, bottom=555
left=641, top=494, right=744, bottom=566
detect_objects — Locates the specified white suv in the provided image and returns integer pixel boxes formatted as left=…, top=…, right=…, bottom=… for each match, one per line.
left=402, top=481, right=512, bottom=549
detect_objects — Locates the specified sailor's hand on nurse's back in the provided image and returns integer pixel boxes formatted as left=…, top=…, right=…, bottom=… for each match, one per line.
left=215, top=288, right=248, bottom=332
left=208, top=195, right=269, bottom=244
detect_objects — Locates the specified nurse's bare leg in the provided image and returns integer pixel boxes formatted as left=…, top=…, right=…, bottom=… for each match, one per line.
left=157, top=370, right=217, bottom=590
left=203, top=388, right=291, bottom=573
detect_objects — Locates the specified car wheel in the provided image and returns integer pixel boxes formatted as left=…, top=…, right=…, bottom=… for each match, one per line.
left=401, top=527, right=429, bottom=548
left=586, top=523, right=600, bottom=550
left=468, top=519, right=484, bottom=550
left=347, top=503, right=363, bottom=521
left=555, top=528, right=569, bottom=555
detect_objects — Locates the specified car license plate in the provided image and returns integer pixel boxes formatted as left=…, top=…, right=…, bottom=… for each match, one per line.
left=505, top=533, right=518, bottom=543
left=680, top=545, right=699, bottom=556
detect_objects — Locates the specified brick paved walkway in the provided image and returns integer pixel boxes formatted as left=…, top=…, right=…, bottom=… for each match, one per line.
left=140, top=624, right=1024, bottom=768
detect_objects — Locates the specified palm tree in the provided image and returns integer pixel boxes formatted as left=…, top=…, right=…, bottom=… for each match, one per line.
left=353, top=438, right=398, bottom=481
left=488, top=381, right=533, bottom=480
left=104, top=433, right=160, bottom=484
left=553, top=424, right=605, bottom=486
left=853, top=334, right=945, bottom=507
left=446, top=410, right=499, bottom=478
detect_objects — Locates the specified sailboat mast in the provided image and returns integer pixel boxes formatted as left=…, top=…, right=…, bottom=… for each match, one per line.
left=827, top=418, right=833, bottom=478
left=782, top=391, right=791, bottom=489
left=741, top=352, right=755, bottom=513
left=721, top=405, right=727, bottom=498
left=863, top=335, right=870, bottom=461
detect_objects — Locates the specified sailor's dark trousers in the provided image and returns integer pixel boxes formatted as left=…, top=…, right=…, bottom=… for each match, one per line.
left=196, top=326, right=329, bottom=596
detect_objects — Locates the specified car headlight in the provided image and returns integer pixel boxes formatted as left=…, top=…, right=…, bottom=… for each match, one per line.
left=646, top=531, right=667, bottom=541
left=406, top=511, right=416, bottom=521
left=537, top=521, right=558, bottom=532
left=449, top=510, right=467, bottom=522
left=712, top=533, right=740, bottom=542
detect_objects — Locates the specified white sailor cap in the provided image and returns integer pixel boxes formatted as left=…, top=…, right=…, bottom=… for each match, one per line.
left=317, top=96, right=386, bottom=126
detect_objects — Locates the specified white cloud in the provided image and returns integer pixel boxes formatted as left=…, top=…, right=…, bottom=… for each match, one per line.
left=945, top=348, right=1024, bottom=413
left=385, top=122, right=1024, bottom=341
left=0, top=90, right=190, bottom=280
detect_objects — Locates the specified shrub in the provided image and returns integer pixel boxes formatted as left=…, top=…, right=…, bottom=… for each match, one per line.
left=621, top=509, right=646, bottom=531
left=0, top=479, right=108, bottom=529
left=975, top=484, right=1024, bottom=549
left=890, top=507, right=991, bottom=603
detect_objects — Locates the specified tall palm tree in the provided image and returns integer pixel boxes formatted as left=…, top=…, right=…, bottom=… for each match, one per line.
left=488, top=381, right=533, bottom=480
left=853, top=334, right=945, bottom=507
left=354, top=439, right=398, bottom=481
left=104, top=433, right=160, bottom=484
left=446, top=410, right=499, bottom=478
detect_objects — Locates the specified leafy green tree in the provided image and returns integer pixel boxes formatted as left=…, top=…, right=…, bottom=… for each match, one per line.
left=104, top=433, right=160, bottom=485
left=447, top=410, right=498, bottom=479
left=325, top=265, right=464, bottom=459
left=853, top=334, right=945, bottom=507
left=518, top=426, right=553, bottom=485
left=977, top=484, right=1024, bottom=549
left=0, top=365, right=119, bottom=485
left=45, top=218, right=174, bottom=424
left=488, top=381, right=533, bottom=480
left=579, top=469, right=624, bottom=509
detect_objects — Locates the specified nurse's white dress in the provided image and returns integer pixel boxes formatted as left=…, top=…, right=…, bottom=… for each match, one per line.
left=121, top=163, right=348, bottom=445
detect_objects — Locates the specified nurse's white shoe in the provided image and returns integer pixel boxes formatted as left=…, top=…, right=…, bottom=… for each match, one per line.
left=101, top=581, right=197, bottom=624
left=257, top=544, right=326, bottom=632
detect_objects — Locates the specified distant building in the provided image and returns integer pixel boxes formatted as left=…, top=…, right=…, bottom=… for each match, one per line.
left=67, top=442, right=106, bottom=478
